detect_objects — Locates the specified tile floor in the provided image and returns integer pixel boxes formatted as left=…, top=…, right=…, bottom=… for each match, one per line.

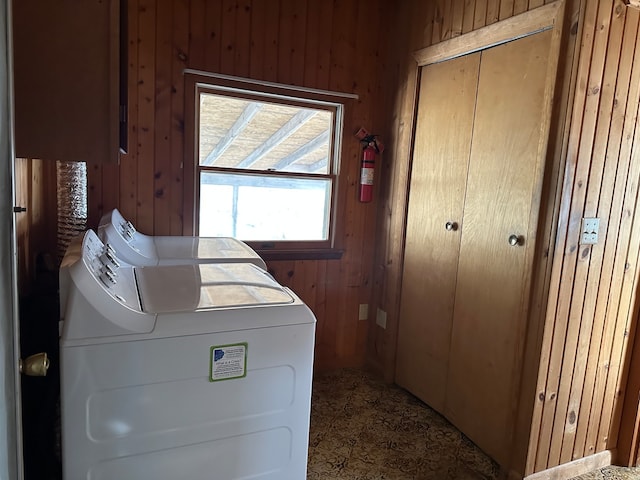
left=307, top=369, right=640, bottom=480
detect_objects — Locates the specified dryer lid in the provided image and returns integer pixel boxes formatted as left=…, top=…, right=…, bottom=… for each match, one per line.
left=154, top=236, right=260, bottom=261
left=135, top=263, right=294, bottom=313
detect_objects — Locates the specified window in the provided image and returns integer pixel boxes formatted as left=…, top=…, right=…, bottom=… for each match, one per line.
left=185, top=71, right=353, bottom=255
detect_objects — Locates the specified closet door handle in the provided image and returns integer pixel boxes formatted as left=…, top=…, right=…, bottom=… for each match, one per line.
left=508, top=234, right=524, bottom=246
left=445, top=221, right=458, bottom=231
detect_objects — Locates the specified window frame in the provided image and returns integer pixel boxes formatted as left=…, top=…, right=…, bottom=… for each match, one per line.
left=183, top=70, right=356, bottom=259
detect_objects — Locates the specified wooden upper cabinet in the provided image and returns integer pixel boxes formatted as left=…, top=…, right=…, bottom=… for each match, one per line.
left=12, top=0, right=127, bottom=164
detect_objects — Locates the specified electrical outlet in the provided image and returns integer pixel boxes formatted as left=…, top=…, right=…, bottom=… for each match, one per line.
left=376, top=308, right=387, bottom=329
left=358, top=304, right=368, bottom=321
left=580, top=217, right=600, bottom=245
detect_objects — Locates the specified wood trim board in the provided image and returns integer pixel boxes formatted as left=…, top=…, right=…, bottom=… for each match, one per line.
left=413, top=2, right=563, bottom=66
left=523, top=450, right=613, bottom=480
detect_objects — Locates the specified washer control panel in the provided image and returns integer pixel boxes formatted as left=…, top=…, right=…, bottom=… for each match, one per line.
left=81, top=230, right=140, bottom=308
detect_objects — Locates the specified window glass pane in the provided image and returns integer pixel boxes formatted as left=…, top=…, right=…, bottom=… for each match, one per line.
left=199, top=172, right=331, bottom=241
left=199, top=93, right=333, bottom=175
left=199, top=183, right=234, bottom=237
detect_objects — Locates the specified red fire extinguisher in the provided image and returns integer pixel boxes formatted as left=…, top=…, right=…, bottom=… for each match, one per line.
left=355, top=127, right=384, bottom=203
left=359, top=145, right=376, bottom=203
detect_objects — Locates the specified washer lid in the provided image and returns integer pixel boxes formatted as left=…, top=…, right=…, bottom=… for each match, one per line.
left=135, top=263, right=294, bottom=313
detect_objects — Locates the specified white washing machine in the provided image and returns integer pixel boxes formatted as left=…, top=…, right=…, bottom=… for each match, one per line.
left=59, top=229, right=315, bottom=480
left=97, top=208, right=267, bottom=269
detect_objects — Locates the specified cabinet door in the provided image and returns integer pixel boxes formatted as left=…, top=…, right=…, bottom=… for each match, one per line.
left=445, top=29, right=554, bottom=466
left=395, top=53, right=480, bottom=412
left=12, top=0, right=123, bottom=164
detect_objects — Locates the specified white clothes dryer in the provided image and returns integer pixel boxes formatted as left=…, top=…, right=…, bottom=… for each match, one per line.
left=59, top=230, right=315, bottom=480
left=97, top=208, right=267, bottom=269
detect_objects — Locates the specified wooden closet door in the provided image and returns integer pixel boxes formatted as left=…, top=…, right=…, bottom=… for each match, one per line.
left=395, top=53, right=480, bottom=412
left=445, top=29, right=554, bottom=466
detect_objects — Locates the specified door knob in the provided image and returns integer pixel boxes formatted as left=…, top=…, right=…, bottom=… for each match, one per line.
left=508, top=234, right=524, bottom=247
left=445, top=221, right=459, bottom=231
left=19, top=352, right=50, bottom=377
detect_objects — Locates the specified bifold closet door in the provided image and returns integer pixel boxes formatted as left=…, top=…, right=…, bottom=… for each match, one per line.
left=445, top=29, right=554, bottom=466
left=395, top=53, right=480, bottom=413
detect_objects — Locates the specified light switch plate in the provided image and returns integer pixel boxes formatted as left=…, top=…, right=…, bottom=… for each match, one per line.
left=376, top=308, right=387, bottom=329
left=580, top=217, right=600, bottom=245
left=359, top=304, right=369, bottom=321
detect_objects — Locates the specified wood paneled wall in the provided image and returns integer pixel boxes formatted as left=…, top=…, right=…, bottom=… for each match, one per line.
left=370, top=0, right=640, bottom=475
left=531, top=1, right=640, bottom=471
left=14, top=158, right=56, bottom=296
left=81, top=0, right=388, bottom=371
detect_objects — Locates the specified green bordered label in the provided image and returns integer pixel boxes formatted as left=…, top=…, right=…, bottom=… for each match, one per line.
left=209, top=343, right=248, bottom=382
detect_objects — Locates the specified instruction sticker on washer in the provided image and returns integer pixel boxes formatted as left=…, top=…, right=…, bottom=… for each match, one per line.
left=209, top=343, right=247, bottom=382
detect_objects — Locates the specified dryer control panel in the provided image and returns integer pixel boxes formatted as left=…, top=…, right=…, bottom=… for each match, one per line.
left=118, top=218, right=137, bottom=241
left=104, top=206, right=137, bottom=243
left=97, top=208, right=157, bottom=263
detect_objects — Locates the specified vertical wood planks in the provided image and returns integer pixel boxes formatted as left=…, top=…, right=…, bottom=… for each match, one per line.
left=353, top=0, right=375, bottom=363
left=136, top=0, right=156, bottom=234
left=220, top=0, right=238, bottom=74
left=440, top=0, right=454, bottom=40
left=234, top=0, right=252, bottom=79
left=314, top=260, right=328, bottom=355
left=519, top=1, right=583, bottom=472
left=452, top=0, right=465, bottom=36
left=474, top=0, right=489, bottom=29
left=432, top=0, right=443, bottom=43
left=548, top=0, right=625, bottom=466
left=499, top=0, right=515, bottom=20
left=514, top=0, right=531, bottom=15
left=153, top=0, right=173, bottom=235
left=573, top=3, right=639, bottom=460
left=532, top=0, right=606, bottom=470
left=289, top=0, right=308, bottom=87
left=120, top=0, right=140, bottom=224
left=263, top=0, right=280, bottom=83
left=313, top=1, right=334, bottom=90
left=614, top=10, right=640, bottom=462
left=597, top=9, right=640, bottom=450
left=462, top=0, right=476, bottom=33
left=14, top=158, right=57, bottom=293
left=599, top=22, right=640, bottom=457
left=327, top=0, right=358, bottom=362
left=486, top=0, right=501, bottom=24
left=170, top=0, right=189, bottom=235
left=276, top=0, right=293, bottom=83
left=277, top=0, right=307, bottom=85
left=204, top=0, right=223, bottom=73
left=100, top=166, right=120, bottom=224
left=249, top=0, right=267, bottom=81
left=530, top=0, right=600, bottom=470
left=530, top=0, right=640, bottom=471
left=303, top=1, right=319, bottom=89
left=14, top=158, right=30, bottom=294
left=86, top=163, right=103, bottom=228
left=373, top=0, right=427, bottom=381
left=188, top=0, right=205, bottom=69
